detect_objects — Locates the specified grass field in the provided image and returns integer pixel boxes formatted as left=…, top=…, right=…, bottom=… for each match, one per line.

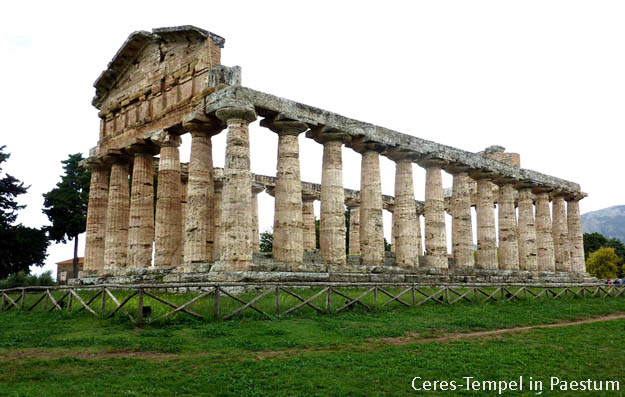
left=1, top=293, right=625, bottom=396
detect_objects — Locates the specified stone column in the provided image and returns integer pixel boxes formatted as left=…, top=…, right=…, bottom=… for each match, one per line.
left=127, top=149, right=156, bottom=267
left=84, top=161, right=109, bottom=273
left=180, top=177, right=188, bottom=264
left=319, top=136, right=346, bottom=265
left=359, top=149, right=384, bottom=265
left=103, top=157, right=130, bottom=270
left=215, top=102, right=257, bottom=269
left=261, top=117, right=308, bottom=263
left=415, top=212, right=423, bottom=257
left=422, top=161, right=448, bottom=268
left=535, top=191, right=555, bottom=271
left=392, top=158, right=418, bottom=267
left=302, top=195, right=317, bottom=251
left=475, top=177, right=497, bottom=269
left=212, top=180, right=223, bottom=260
left=517, top=188, right=538, bottom=271
left=251, top=183, right=264, bottom=252
left=451, top=172, right=474, bottom=267
left=497, top=184, right=520, bottom=270
left=552, top=194, right=571, bottom=272
left=182, top=122, right=221, bottom=266
left=153, top=131, right=183, bottom=267
left=348, top=204, right=361, bottom=256
left=567, top=197, right=586, bottom=273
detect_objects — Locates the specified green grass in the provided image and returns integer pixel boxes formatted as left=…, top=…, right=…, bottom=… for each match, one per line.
left=1, top=294, right=625, bottom=396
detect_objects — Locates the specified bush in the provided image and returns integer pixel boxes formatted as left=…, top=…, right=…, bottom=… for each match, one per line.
left=0, top=270, right=56, bottom=289
left=586, top=248, right=620, bottom=279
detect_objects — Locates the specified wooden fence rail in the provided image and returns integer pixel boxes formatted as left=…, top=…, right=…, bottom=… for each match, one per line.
left=1, top=283, right=623, bottom=327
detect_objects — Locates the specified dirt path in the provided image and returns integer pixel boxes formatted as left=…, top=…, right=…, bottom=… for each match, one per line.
left=2, top=313, right=624, bottom=362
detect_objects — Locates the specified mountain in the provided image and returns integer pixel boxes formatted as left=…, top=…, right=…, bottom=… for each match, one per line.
left=582, top=205, right=625, bottom=243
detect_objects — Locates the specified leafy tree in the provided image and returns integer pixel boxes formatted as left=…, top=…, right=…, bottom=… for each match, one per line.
left=0, top=146, right=48, bottom=278
left=586, top=247, right=620, bottom=279
left=42, top=153, right=90, bottom=278
left=260, top=229, right=273, bottom=253
left=583, top=232, right=625, bottom=276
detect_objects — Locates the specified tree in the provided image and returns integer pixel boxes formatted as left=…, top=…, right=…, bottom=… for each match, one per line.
left=0, top=146, right=48, bottom=278
left=42, top=153, right=90, bottom=278
left=259, top=229, right=273, bottom=253
left=586, top=247, right=620, bottom=280
left=583, top=232, right=625, bottom=276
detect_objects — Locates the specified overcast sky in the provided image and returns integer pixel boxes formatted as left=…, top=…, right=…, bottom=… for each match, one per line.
left=1, top=1, right=623, bottom=277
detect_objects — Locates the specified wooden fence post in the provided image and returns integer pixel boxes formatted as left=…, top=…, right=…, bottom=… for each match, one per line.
left=326, top=287, right=332, bottom=313
left=411, top=285, right=416, bottom=306
left=137, top=288, right=144, bottom=327
left=213, top=286, right=220, bottom=320
left=68, top=289, right=73, bottom=311
left=101, top=288, right=107, bottom=314
left=20, top=289, right=25, bottom=310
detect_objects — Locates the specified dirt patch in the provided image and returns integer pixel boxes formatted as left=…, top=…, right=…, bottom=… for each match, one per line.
left=381, top=313, right=625, bottom=346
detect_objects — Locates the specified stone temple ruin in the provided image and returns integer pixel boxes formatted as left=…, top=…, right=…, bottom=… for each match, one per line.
left=78, top=26, right=591, bottom=285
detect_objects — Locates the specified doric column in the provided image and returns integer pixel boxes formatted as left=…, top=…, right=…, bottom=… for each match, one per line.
left=212, top=180, right=223, bottom=260
left=261, top=116, right=308, bottom=263
left=535, top=191, right=555, bottom=271
left=415, top=211, right=423, bottom=257
left=84, top=160, right=109, bottom=273
left=152, top=131, right=183, bottom=267
left=567, top=196, right=586, bottom=273
left=497, top=183, right=520, bottom=270
left=474, top=177, right=497, bottom=269
left=251, top=183, right=264, bottom=252
left=127, top=147, right=157, bottom=268
left=358, top=149, right=384, bottom=265
left=392, top=158, right=418, bottom=267
left=180, top=176, right=188, bottom=264
left=182, top=119, right=222, bottom=266
left=517, top=188, right=538, bottom=271
left=422, top=160, right=448, bottom=268
left=103, top=156, right=130, bottom=271
left=215, top=102, right=257, bottom=269
left=451, top=171, right=474, bottom=268
left=302, top=194, right=317, bottom=251
left=552, top=194, right=571, bottom=272
left=348, top=203, right=361, bottom=255
left=306, top=127, right=347, bottom=265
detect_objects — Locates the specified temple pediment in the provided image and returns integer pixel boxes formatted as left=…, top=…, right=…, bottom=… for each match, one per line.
left=92, top=26, right=225, bottom=112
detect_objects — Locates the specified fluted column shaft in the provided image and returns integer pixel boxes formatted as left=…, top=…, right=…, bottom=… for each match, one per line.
left=451, top=172, right=474, bottom=267
left=183, top=130, right=216, bottom=265
left=104, top=160, right=130, bottom=270
left=265, top=120, right=308, bottom=263
left=359, top=151, right=384, bottom=265
left=348, top=206, right=361, bottom=255
left=216, top=104, right=256, bottom=268
left=416, top=213, right=423, bottom=257
left=476, top=178, right=497, bottom=269
left=302, top=197, right=317, bottom=250
left=393, top=159, right=418, bottom=267
left=552, top=196, right=571, bottom=272
left=517, top=188, right=538, bottom=270
left=535, top=192, right=555, bottom=271
left=424, top=164, right=447, bottom=268
left=320, top=140, right=346, bottom=264
left=154, top=140, right=182, bottom=267
left=567, top=198, right=586, bottom=273
left=84, top=164, right=109, bottom=272
left=498, top=184, right=520, bottom=270
left=212, top=182, right=223, bottom=260
left=127, top=153, right=154, bottom=267
left=251, top=185, right=263, bottom=252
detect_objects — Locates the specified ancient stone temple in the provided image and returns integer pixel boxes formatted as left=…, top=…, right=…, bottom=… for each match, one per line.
left=80, top=26, right=590, bottom=285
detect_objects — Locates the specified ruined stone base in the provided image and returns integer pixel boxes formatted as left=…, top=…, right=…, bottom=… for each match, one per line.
left=74, top=251, right=596, bottom=286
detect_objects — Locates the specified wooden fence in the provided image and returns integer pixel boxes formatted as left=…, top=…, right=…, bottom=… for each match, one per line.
left=1, top=282, right=623, bottom=326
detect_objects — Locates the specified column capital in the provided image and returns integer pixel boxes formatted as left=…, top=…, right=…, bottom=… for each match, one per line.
left=565, top=191, right=588, bottom=202
left=418, top=157, right=448, bottom=169
left=127, top=140, right=160, bottom=156
left=82, top=156, right=109, bottom=171
left=251, top=182, right=265, bottom=195
left=384, top=147, right=416, bottom=162
left=302, top=192, right=318, bottom=203
left=214, top=100, right=256, bottom=123
left=345, top=197, right=360, bottom=209
left=183, top=113, right=225, bottom=137
left=348, top=136, right=386, bottom=154
left=305, top=125, right=350, bottom=144
left=260, top=114, right=308, bottom=136
left=150, top=130, right=182, bottom=148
